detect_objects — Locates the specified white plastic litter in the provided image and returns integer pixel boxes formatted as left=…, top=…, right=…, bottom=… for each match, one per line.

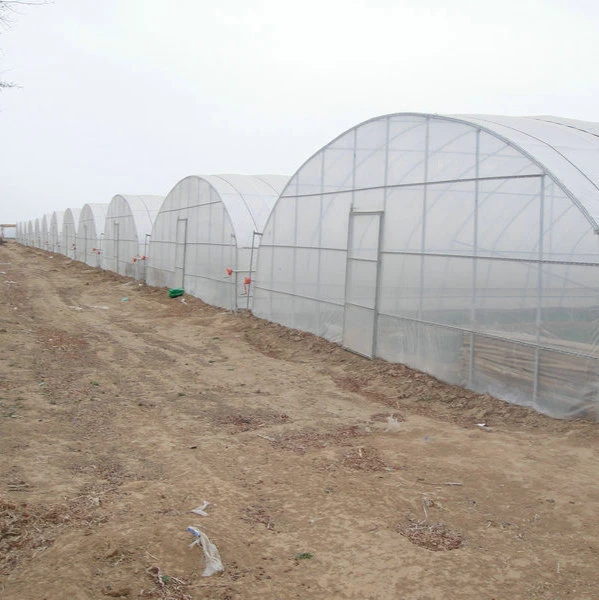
left=187, top=526, right=224, bottom=576
left=385, top=416, right=401, bottom=432
left=191, top=500, right=210, bottom=516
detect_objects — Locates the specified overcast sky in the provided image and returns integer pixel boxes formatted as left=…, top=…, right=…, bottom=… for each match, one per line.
left=1, top=0, right=599, bottom=223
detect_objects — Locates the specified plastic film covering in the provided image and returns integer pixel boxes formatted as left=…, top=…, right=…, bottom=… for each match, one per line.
left=455, top=114, right=599, bottom=228
left=60, top=208, right=81, bottom=259
left=33, top=218, right=41, bottom=248
left=77, top=203, right=109, bottom=267
left=146, top=174, right=288, bottom=310
left=253, top=113, right=599, bottom=420
left=49, top=211, right=65, bottom=254
left=40, top=213, right=52, bottom=251
left=103, top=195, right=164, bottom=279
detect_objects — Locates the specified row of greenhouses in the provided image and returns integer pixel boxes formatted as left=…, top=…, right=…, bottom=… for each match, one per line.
left=15, top=113, right=599, bottom=421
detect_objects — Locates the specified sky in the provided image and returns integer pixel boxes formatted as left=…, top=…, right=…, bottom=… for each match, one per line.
left=1, top=0, right=599, bottom=224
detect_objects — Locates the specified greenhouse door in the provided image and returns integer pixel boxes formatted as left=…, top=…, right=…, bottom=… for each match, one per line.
left=342, top=211, right=383, bottom=358
left=174, top=218, right=188, bottom=288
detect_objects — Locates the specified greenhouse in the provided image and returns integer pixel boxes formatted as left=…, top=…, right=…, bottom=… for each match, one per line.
left=49, top=211, right=65, bottom=254
left=14, top=222, right=23, bottom=244
left=33, top=218, right=41, bottom=248
left=253, top=113, right=599, bottom=419
left=103, top=195, right=164, bottom=279
left=25, top=221, right=31, bottom=245
left=61, top=208, right=81, bottom=259
left=77, top=203, right=109, bottom=267
left=146, top=174, right=288, bottom=310
left=41, top=213, right=52, bottom=251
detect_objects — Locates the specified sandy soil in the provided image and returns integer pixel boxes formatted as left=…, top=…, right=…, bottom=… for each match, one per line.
left=1, top=241, right=598, bottom=600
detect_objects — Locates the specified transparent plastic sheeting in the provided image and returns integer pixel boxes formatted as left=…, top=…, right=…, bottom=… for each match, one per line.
left=146, top=174, right=288, bottom=310
left=77, top=204, right=109, bottom=267
left=253, top=113, right=599, bottom=420
left=21, top=221, right=30, bottom=246
left=49, top=211, right=65, bottom=254
left=33, top=218, right=41, bottom=248
left=103, top=195, right=164, bottom=280
left=41, top=213, right=52, bottom=252
left=62, top=208, right=81, bottom=259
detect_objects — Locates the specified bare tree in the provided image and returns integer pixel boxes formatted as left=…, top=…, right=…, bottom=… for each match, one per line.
left=1, top=0, right=47, bottom=90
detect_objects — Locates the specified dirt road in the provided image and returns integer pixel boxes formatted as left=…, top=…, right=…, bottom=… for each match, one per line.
left=1, top=241, right=598, bottom=599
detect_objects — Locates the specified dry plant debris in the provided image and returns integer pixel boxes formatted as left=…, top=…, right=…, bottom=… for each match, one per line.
left=397, top=518, right=464, bottom=551
left=219, top=412, right=291, bottom=433
left=340, top=446, right=389, bottom=471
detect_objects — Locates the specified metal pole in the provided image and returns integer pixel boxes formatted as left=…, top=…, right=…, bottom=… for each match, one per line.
left=371, top=212, right=385, bottom=358
left=342, top=128, right=359, bottom=343
left=114, top=222, right=119, bottom=273
left=99, top=232, right=104, bottom=268
left=533, top=175, right=545, bottom=404
left=247, top=231, right=262, bottom=310
left=469, top=129, right=481, bottom=387
left=292, top=176, right=300, bottom=326
left=316, top=149, right=325, bottom=333
left=144, top=233, right=151, bottom=283
left=417, top=117, right=431, bottom=360
left=371, top=117, right=391, bottom=359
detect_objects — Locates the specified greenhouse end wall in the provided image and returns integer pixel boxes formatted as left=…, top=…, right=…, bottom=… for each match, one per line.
left=41, top=214, right=52, bottom=252
left=146, top=174, right=288, bottom=310
left=62, top=208, right=81, bottom=259
left=103, top=195, right=163, bottom=279
left=33, top=219, right=41, bottom=248
left=77, top=203, right=109, bottom=267
left=49, top=211, right=65, bottom=254
left=147, top=176, right=238, bottom=308
left=253, top=113, right=599, bottom=420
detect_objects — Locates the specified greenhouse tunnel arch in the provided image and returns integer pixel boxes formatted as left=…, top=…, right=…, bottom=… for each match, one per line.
left=40, top=213, right=52, bottom=251
left=103, top=195, right=164, bottom=279
left=146, top=173, right=288, bottom=310
left=78, top=203, right=109, bottom=267
left=253, top=112, right=599, bottom=420
left=49, top=210, right=65, bottom=254
left=62, top=208, right=81, bottom=259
